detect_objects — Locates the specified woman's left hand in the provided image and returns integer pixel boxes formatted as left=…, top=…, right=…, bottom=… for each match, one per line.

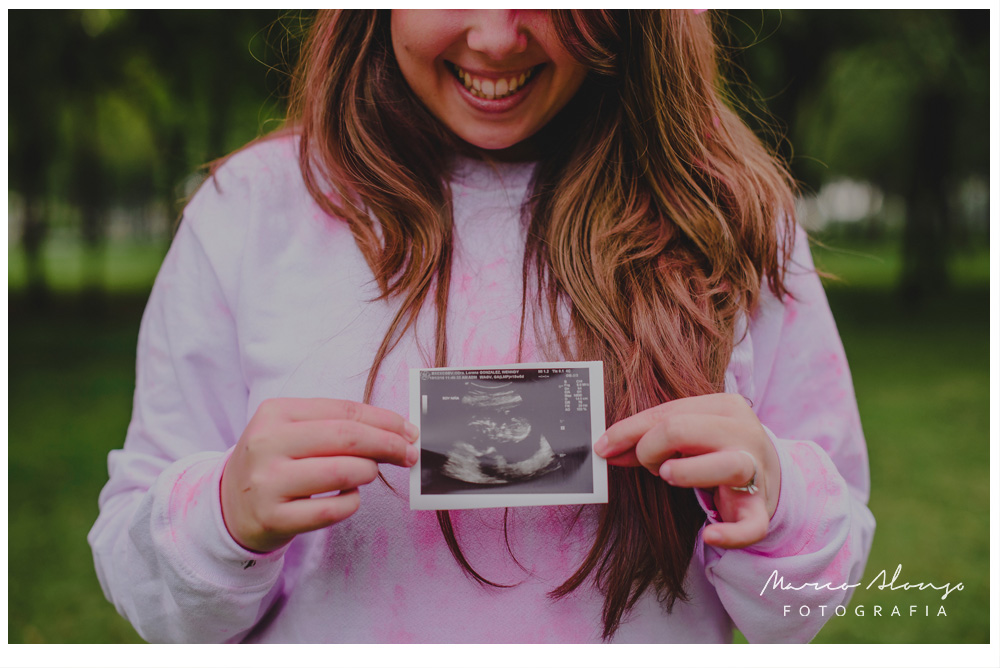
left=593, top=393, right=780, bottom=550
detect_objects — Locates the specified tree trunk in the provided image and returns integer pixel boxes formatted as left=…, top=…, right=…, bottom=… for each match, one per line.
left=20, top=194, right=50, bottom=308
left=900, top=90, right=953, bottom=304
left=73, top=101, right=108, bottom=307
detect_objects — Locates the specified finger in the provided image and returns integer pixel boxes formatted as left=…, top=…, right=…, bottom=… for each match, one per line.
left=658, top=449, right=756, bottom=489
left=701, top=501, right=769, bottom=549
left=273, top=488, right=363, bottom=536
left=280, top=420, right=418, bottom=466
left=633, top=414, right=749, bottom=472
left=258, top=398, right=418, bottom=442
left=595, top=394, right=751, bottom=459
left=604, top=450, right=642, bottom=467
left=281, top=456, right=380, bottom=499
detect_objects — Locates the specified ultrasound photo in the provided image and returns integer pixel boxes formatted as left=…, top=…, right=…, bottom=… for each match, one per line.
left=409, top=362, right=607, bottom=510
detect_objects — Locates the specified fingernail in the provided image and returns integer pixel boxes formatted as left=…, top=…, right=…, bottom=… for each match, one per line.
left=659, top=461, right=673, bottom=482
left=406, top=445, right=419, bottom=466
left=593, top=435, right=608, bottom=456
left=404, top=421, right=420, bottom=442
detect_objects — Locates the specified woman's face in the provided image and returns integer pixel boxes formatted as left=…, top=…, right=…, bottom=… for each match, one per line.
left=391, top=10, right=588, bottom=155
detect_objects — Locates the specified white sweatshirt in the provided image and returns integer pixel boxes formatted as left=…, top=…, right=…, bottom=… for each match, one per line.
left=89, top=134, right=874, bottom=643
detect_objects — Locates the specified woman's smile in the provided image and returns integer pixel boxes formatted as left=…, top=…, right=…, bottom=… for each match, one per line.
left=391, top=10, right=587, bottom=153
left=447, top=62, right=541, bottom=101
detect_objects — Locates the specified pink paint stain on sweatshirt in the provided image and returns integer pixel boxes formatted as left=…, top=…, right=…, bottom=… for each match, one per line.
left=171, top=473, right=205, bottom=522
left=826, top=351, right=845, bottom=378
left=784, top=300, right=799, bottom=327
left=411, top=511, right=444, bottom=576
left=371, top=527, right=390, bottom=567
left=457, top=272, right=475, bottom=294
left=463, top=339, right=501, bottom=367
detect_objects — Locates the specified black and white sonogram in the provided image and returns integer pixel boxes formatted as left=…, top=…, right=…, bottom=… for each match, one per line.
left=409, top=362, right=607, bottom=510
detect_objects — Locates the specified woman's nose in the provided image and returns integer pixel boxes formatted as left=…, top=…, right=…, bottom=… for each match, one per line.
left=465, top=10, right=528, bottom=61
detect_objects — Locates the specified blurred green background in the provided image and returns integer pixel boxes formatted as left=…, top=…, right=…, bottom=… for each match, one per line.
left=7, top=10, right=991, bottom=644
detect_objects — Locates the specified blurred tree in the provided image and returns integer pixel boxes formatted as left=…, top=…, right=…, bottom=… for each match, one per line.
left=7, top=9, right=303, bottom=302
left=722, top=9, right=989, bottom=302
left=121, top=10, right=301, bottom=228
left=8, top=11, right=71, bottom=303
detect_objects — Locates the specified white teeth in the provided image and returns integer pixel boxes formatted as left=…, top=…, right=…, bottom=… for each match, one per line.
left=452, top=64, right=535, bottom=99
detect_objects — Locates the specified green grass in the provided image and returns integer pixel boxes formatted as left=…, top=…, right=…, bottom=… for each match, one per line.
left=8, top=293, right=148, bottom=643
left=6, top=234, right=990, bottom=643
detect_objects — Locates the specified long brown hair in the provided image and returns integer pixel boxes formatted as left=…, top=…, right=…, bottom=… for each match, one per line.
left=288, top=9, right=795, bottom=639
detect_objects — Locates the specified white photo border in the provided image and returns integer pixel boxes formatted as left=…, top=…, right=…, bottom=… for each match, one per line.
left=409, top=361, right=607, bottom=510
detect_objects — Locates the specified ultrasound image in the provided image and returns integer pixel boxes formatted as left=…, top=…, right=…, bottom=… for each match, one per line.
left=418, top=367, right=594, bottom=496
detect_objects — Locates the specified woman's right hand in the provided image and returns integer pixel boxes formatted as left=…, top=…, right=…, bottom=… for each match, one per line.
left=220, top=398, right=420, bottom=553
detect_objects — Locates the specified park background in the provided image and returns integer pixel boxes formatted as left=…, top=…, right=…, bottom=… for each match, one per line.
left=6, top=10, right=991, bottom=644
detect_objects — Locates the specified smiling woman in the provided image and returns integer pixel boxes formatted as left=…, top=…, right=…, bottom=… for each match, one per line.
left=87, top=9, right=875, bottom=645
left=390, top=10, right=588, bottom=154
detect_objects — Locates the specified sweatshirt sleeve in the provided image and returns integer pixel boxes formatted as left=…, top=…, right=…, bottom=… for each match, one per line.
left=696, top=226, right=876, bottom=643
left=87, top=157, right=288, bottom=643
